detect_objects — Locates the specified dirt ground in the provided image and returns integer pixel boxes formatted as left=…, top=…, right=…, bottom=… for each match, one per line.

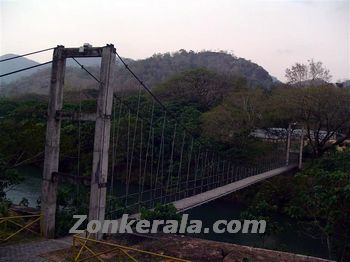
left=41, top=233, right=330, bottom=262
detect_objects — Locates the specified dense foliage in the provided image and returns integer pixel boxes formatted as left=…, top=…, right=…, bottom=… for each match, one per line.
left=239, top=149, right=350, bottom=260
left=0, top=155, right=21, bottom=216
left=141, top=203, right=181, bottom=222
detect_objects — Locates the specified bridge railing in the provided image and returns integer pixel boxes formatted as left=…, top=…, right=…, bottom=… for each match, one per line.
left=106, top=142, right=297, bottom=217
left=0, top=213, right=42, bottom=243
left=17, top=49, right=301, bottom=221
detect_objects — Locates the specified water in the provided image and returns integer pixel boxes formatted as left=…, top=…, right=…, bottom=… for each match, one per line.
left=7, top=166, right=326, bottom=259
left=185, top=199, right=327, bottom=259
left=6, top=166, right=42, bottom=207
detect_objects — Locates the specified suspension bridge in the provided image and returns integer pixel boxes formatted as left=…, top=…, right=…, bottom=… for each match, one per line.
left=0, top=44, right=302, bottom=238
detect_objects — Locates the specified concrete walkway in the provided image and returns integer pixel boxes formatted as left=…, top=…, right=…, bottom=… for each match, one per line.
left=0, top=238, right=71, bottom=262
left=174, top=164, right=298, bottom=212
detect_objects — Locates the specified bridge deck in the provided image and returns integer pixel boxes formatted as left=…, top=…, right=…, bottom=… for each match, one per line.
left=173, top=164, right=298, bottom=212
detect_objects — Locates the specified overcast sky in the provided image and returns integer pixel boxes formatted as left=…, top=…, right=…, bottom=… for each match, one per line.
left=1, top=0, right=349, bottom=81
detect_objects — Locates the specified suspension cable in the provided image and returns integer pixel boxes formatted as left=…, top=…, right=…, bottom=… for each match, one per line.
left=65, top=50, right=289, bottom=212
left=71, top=57, right=154, bottom=127
left=0, top=61, right=53, bottom=78
left=0, top=47, right=55, bottom=63
left=115, top=50, right=226, bottom=159
left=72, top=58, right=100, bottom=83
left=69, top=53, right=254, bottom=209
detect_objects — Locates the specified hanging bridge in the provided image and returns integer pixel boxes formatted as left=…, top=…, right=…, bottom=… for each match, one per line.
left=0, top=44, right=302, bottom=238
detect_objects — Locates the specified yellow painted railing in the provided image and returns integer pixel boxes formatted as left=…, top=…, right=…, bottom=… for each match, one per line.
left=73, top=233, right=191, bottom=262
left=0, top=214, right=42, bottom=242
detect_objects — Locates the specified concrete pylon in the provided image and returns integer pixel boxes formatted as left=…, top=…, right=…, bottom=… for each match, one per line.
left=88, top=45, right=116, bottom=238
left=41, top=46, right=66, bottom=238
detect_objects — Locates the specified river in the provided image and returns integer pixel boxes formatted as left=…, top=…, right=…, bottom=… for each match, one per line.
left=6, top=166, right=327, bottom=259
left=185, top=199, right=327, bottom=259
left=6, top=166, right=42, bottom=207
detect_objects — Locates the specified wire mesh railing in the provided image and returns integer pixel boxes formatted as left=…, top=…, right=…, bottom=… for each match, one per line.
left=105, top=91, right=299, bottom=216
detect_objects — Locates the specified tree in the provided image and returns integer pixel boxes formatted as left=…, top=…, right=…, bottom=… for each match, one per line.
left=285, top=59, right=332, bottom=86
left=201, top=88, right=266, bottom=144
left=285, top=63, right=308, bottom=86
left=240, top=199, right=282, bottom=248
left=153, top=68, right=234, bottom=111
left=267, top=86, right=350, bottom=156
left=285, top=149, right=350, bottom=261
left=0, top=155, right=21, bottom=201
left=240, top=149, right=350, bottom=260
left=0, top=154, right=22, bottom=216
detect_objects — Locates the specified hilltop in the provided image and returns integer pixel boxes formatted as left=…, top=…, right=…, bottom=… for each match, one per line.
left=0, top=50, right=275, bottom=97
left=0, top=54, right=43, bottom=85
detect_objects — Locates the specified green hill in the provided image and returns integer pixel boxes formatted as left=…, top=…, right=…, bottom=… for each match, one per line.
left=0, top=50, right=274, bottom=97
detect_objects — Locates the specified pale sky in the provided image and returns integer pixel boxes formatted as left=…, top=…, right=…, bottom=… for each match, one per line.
left=1, top=0, right=349, bottom=81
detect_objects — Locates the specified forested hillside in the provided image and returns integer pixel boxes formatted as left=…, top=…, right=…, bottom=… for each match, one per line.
left=0, top=50, right=274, bottom=97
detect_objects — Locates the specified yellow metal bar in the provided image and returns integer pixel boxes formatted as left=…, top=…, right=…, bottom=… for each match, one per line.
left=6, top=219, right=40, bottom=235
left=74, top=236, right=190, bottom=262
left=75, top=235, right=89, bottom=261
left=40, top=214, right=43, bottom=237
left=78, top=247, right=121, bottom=262
left=3, top=216, right=41, bottom=242
left=0, top=218, right=8, bottom=225
left=119, top=249, right=138, bottom=262
left=0, top=214, right=40, bottom=219
left=75, top=238, right=104, bottom=262
left=80, top=243, right=104, bottom=262
left=72, top=235, right=76, bottom=262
